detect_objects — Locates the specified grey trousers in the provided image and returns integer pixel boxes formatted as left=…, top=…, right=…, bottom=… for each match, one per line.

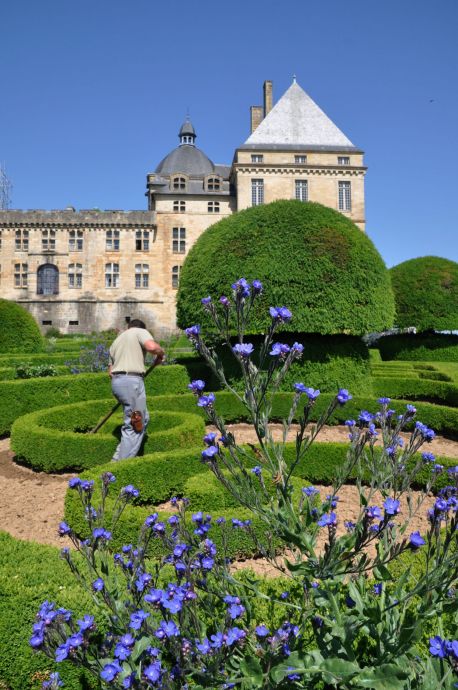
left=111, top=375, right=150, bottom=461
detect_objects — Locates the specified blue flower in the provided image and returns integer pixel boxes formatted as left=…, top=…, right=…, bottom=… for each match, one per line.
left=58, top=522, right=71, bottom=536
left=232, top=343, right=254, bottom=358
left=255, top=625, right=270, bottom=637
left=373, top=583, right=383, bottom=595
left=145, top=513, right=158, bottom=527
left=359, top=410, right=373, bottom=423
left=114, top=643, right=131, bottom=660
left=210, top=631, right=224, bottom=648
left=228, top=602, right=245, bottom=619
left=219, top=295, right=230, bottom=307
left=197, top=393, right=216, bottom=408
left=251, top=466, right=262, bottom=477
left=291, top=342, right=304, bottom=355
left=337, top=389, right=352, bottom=404
left=201, top=296, right=212, bottom=304
left=129, top=610, right=150, bottom=630
left=121, top=485, right=140, bottom=499
left=188, top=379, right=206, bottom=393
left=429, top=636, right=447, bottom=658
left=378, top=397, right=391, bottom=405
left=201, top=445, right=219, bottom=462
left=302, top=486, right=319, bottom=497
left=196, top=638, right=211, bottom=655
left=119, top=633, right=135, bottom=647
left=92, top=578, right=104, bottom=592
left=55, top=641, right=71, bottom=662
left=317, top=512, right=337, bottom=527
left=366, top=506, right=382, bottom=521
left=410, top=531, right=426, bottom=548
left=185, top=325, right=200, bottom=339
left=29, top=632, right=44, bottom=648
left=155, top=620, right=180, bottom=639
left=231, top=278, right=250, bottom=297
left=269, top=306, right=292, bottom=322
left=406, top=404, right=417, bottom=415
left=203, top=432, right=217, bottom=445
left=269, top=342, right=290, bottom=357
left=294, top=383, right=320, bottom=399
left=225, top=627, right=246, bottom=645
left=252, top=280, right=263, bottom=293
left=383, top=498, right=400, bottom=516
left=42, top=672, right=64, bottom=688
left=68, top=477, right=81, bottom=489
left=100, top=661, right=122, bottom=682
left=77, top=614, right=94, bottom=632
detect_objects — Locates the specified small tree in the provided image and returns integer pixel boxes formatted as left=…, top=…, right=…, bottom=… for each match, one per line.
left=390, top=256, right=458, bottom=332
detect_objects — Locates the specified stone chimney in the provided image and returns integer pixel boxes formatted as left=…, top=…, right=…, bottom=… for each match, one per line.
left=263, top=80, right=273, bottom=117
left=250, top=105, right=264, bottom=134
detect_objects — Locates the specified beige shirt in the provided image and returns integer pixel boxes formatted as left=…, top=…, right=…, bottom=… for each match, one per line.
left=109, top=327, right=154, bottom=374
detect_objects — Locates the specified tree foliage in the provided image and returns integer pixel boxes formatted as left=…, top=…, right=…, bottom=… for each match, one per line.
left=177, top=201, right=395, bottom=335
left=390, top=256, right=458, bottom=331
left=0, top=299, right=44, bottom=353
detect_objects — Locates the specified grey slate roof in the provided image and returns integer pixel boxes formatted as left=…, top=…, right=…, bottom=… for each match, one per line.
left=179, top=120, right=196, bottom=136
left=155, top=145, right=215, bottom=176
left=245, top=81, right=357, bottom=149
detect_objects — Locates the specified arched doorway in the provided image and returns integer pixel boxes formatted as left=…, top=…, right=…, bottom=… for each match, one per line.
left=37, top=264, right=59, bottom=295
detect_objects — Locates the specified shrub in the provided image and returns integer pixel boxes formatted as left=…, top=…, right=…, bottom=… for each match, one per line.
left=377, top=332, right=458, bottom=362
left=390, top=256, right=458, bottom=331
left=0, top=299, right=44, bottom=353
left=0, top=364, right=190, bottom=435
left=177, top=200, right=395, bottom=335
left=202, top=334, right=372, bottom=394
left=11, top=402, right=205, bottom=472
left=372, top=377, right=458, bottom=410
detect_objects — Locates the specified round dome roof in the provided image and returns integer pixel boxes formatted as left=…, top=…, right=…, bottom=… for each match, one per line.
left=155, top=145, right=215, bottom=177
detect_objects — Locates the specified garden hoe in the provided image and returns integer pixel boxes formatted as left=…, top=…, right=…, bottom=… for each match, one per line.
left=89, top=359, right=160, bottom=434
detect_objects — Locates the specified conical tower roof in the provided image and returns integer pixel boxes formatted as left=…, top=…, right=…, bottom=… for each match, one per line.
left=245, top=81, right=357, bottom=149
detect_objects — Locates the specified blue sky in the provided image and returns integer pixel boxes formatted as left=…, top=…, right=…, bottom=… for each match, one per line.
left=1, top=0, right=457, bottom=267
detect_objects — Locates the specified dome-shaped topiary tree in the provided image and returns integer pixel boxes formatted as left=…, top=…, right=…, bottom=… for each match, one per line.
left=0, top=299, right=44, bottom=353
left=177, top=200, right=394, bottom=335
left=390, top=256, right=458, bottom=332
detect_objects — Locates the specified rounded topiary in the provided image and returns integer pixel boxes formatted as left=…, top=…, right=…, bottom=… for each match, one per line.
left=0, top=299, right=44, bottom=353
left=390, top=256, right=458, bottom=332
left=177, top=201, right=395, bottom=335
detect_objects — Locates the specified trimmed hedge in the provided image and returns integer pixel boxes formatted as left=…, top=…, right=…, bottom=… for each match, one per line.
left=0, top=532, right=96, bottom=690
left=376, top=333, right=458, bottom=362
left=390, top=256, right=458, bottom=331
left=64, top=437, right=457, bottom=556
left=373, top=377, right=458, bottom=409
left=0, top=364, right=190, bottom=435
left=0, top=364, right=70, bottom=380
left=211, top=334, right=373, bottom=394
left=11, top=401, right=205, bottom=472
left=0, top=352, right=77, bottom=367
left=0, top=299, right=44, bottom=353
left=177, top=200, right=395, bottom=335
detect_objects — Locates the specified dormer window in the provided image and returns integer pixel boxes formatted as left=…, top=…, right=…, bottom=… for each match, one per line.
left=251, top=154, right=263, bottom=163
left=181, top=135, right=193, bottom=145
left=338, top=156, right=350, bottom=165
left=172, top=176, right=187, bottom=191
left=206, top=176, right=221, bottom=192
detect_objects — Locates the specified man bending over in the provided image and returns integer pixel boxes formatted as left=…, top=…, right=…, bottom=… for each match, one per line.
left=109, top=319, right=164, bottom=461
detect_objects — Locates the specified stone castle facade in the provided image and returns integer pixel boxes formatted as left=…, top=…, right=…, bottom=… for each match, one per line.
left=0, top=80, right=366, bottom=335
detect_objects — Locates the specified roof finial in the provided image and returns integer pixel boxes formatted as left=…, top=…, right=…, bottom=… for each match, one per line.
left=292, top=74, right=297, bottom=84
left=185, top=106, right=190, bottom=121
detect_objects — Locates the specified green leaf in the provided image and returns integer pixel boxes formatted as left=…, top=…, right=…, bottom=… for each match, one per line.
left=354, top=663, right=410, bottom=689
left=132, top=635, right=152, bottom=662
left=372, top=564, right=393, bottom=581
left=320, top=658, right=360, bottom=681
left=239, top=657, right=263, bottom=686
left=270, top=652, right=307, bottom=683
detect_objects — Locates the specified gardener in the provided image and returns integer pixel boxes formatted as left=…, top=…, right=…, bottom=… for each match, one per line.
left=109, top=319, right=164, bottom=461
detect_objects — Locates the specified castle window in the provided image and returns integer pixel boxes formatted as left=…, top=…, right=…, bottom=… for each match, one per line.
left=251, top=179, right=264, bottom=206
left=14, top=263, right=28, bottom=287
left=172, top=265, right=181, bottom=289
left=173, top=200, right=186, bottom=213
left=135, top=230, right=150, bottom=251
left=69, top=320, right=79, bottom=326
left=206, top=176, right=221, bottom=192
left=106, top=229, right=120, bottom=251
left=105, top=263, right=119, bottom=288
left=295, top=155, right=307, bottom=164
left=172, top=176, right=187, bottom=191
left=338, top=156, right=350, bottom=165
left=172, top=227, right=186, bottom=254
left=135, top=263, right=149, bottom=289
left=295, top=180, right=308, bottom=202
left=68, top=263, right=83, bottom=288
left=15, top=229, right=29, bottom=251
left=251, top=155, right=263, bottom=163
left=37, top=264, right=59, bottom=295
left=69, top=229, right=83, bottom=251
left=338, top=181, right=352, bottom=211
left=42, top=229, right=56, bottom=251
left=208, top=201, right=220, bottom=213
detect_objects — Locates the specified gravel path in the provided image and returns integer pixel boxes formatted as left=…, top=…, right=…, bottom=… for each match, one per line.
left=0, top=423, right=455, bottom=553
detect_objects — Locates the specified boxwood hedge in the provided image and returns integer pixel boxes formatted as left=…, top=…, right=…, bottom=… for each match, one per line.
left=390, top=256, right=458, bottom=331
left=376, top=333, right=458, bottom=362
left=11, top=401, right=205, bottom=472
left=0, top=364, right=190, bottom=435
left=0, top=299, right=44, bottom=353
left=177, top=200, right=395, bottom=335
